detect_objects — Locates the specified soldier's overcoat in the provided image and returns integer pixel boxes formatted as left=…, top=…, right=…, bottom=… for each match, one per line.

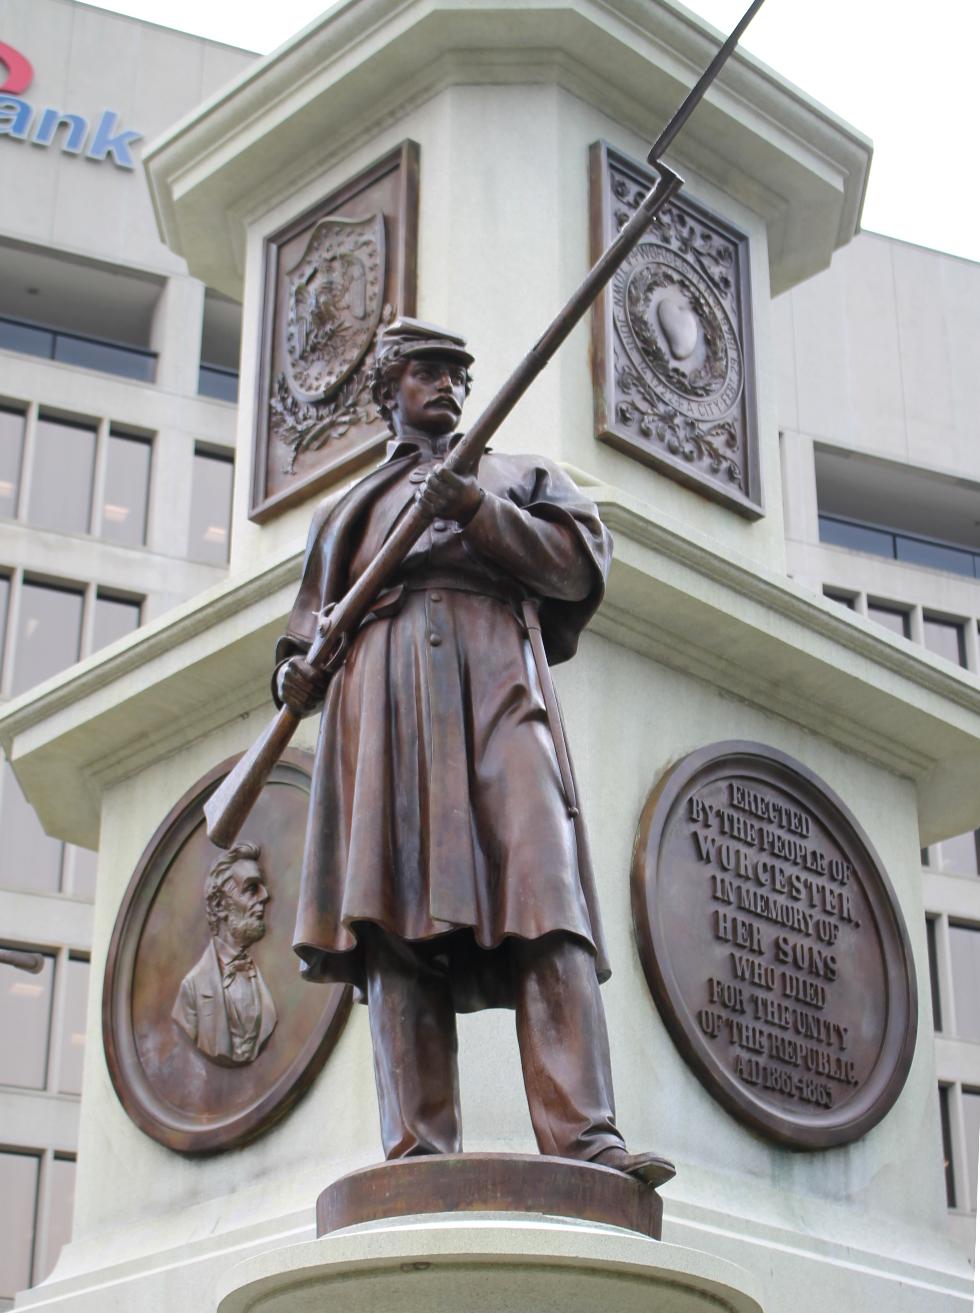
left=278, top=432, right=613, bottom=1011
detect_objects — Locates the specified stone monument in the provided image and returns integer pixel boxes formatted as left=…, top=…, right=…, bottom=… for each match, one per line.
left=0, top=2, right=974, bottom=1312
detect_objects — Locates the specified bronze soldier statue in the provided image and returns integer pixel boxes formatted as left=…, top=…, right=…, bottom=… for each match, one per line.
left=274, top=317, right=672, bottom=1184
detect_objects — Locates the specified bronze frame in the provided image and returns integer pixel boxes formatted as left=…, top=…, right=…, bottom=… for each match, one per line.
left=249, top=140, right=420, bottom=524
left=589, top=141, right=763, bottom=519
left=631, top=741, right=917, bottom=1149
left=102, top=750, right=352, bottom=1155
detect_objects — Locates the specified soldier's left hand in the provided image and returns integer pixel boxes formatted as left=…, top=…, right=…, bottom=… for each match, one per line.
left=417, top=464, right=485, bottom=525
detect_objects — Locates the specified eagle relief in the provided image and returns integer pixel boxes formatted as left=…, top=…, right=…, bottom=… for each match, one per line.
left=270, top=213, right=391, bottom=473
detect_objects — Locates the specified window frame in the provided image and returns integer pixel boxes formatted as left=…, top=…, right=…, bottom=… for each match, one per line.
left=0, top=402, right=154, bottom=549
left=0, top=944, right=90, bottom=1098
left=0, top=1145, right=78, bottom=1300
left=188, top=444, right=234, bottom=564
left=0, top=763, right=101, bottom=900
left=924, top=899, right=980, bottom=1216
left=0, top=567, right=145, bottom=703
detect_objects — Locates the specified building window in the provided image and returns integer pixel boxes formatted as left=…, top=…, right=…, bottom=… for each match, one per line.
left=866, top=602, right=910, bottom=639
left=0, top=946, right=86, bottom=1297
left=198, top=364, right=239, bottom=403
left=0, top=762, right=97, bottom=900
left=925, top=918, right=942, bottom=1030
left=939, top=1086, right=956, bottom=1208
left=0, top=241, right=161, bottom=387
left=27, top=417, right=96, bottom=535
left=41, top=1157, right=76, bottom=1284
left=817, top=507, right=980, bottom=580
left=0, top=1148, right=76, bottom=1303
left=0, top=572, right=10, bottom=659
left=0, top=314, right=156, bottom=383
left=100, top=431, right=150, bottom=546
left=0, top=406, right=25, bottom=518
left=0, top=762, right=64, bottom=895
left=963, top=1089, right=980, bottom=1213
left=0, top=569, right=145, bottom=699
left=0, top=1150, right=39, bottom=1304
left=924, top=918, right=980, bottom=1213
left=0, top=403, right=154, bottom=548
left=0, top=950, right=54, bottom=1089
left=57, top=958, right=89, bottom=1097
left=199, top=290, right=241, bottom=403
left=818, top=515, right=895, bottom=559
left=948, top=923, right=980, bottom=1043
left=189, top=448, right=233, bottom=564
left=0, top=947, right=89, bottom=1094
left=11, top=579, right=84, bottom=697
left=936, top=1082, right=980, bottom=1217
left=92, top=592, right=141, bottom=654
left=923, top=615, right=967, bottom=668
left=822, top=588, right=855, bottom=609
left=937, top=830, right=980, bottom=876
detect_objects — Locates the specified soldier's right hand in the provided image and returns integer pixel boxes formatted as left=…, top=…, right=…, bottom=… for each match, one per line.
left=279, top=656, right=328, bottom=717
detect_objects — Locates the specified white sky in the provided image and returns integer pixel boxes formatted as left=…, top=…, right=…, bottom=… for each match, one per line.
left=86, top=0, right=980, bottom=264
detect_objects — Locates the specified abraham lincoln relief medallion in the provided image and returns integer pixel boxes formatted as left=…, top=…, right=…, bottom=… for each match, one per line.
left=103, top=751, right=351, bottom=1154
left=590, top=142, right=762, bottom=516
left=251, top=141, right=419, bottom=522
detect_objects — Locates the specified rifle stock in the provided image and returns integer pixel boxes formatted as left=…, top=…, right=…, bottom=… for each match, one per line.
left=204, top=705, right=300, bottom=848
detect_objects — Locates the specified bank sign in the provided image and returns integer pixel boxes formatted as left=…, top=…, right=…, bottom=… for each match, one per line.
left=0, top=41, right=142, bottom=170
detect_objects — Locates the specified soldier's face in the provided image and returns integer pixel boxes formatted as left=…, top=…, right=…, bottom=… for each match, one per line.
left=390, top=358, right=467, bottom=435
left=219, top=861, right=270, bottom=947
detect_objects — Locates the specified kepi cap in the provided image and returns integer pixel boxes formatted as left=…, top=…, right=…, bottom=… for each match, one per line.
left=375, top=316, right=474, bottom=371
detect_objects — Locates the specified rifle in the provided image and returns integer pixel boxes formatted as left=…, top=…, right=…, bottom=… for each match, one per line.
left=205, top=0, right=766, bottom=848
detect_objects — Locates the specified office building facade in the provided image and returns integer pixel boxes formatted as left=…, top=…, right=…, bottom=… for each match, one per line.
left=777, top=233, right=980, bottom=1257
left=0, top=3, right=253, bottom=1305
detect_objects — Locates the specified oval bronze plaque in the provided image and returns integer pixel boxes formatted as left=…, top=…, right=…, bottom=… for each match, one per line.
left=103, top=751, right=351, bottom=1154
left=632, top=742, right=917, bottom=1149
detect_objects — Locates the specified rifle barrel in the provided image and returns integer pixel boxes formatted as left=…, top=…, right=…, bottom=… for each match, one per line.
left=203, top=0, right=768, bottom=849
left=647, top=0, right=766, bottom=164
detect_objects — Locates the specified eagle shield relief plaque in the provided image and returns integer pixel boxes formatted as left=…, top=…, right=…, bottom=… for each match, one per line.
left=252, top=141, right=419, bottom=522
left=281, top=213, right=385, bottom=411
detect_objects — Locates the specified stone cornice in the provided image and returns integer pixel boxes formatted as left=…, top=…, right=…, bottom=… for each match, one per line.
left=144, top=0, right=870, bottom=297
left=3, top=479, right=980, bottom=849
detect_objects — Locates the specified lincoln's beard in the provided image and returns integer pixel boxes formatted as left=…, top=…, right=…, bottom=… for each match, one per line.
left=222, top=909, right=267, bottom=948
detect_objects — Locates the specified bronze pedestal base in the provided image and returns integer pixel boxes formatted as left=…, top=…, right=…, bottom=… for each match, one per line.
left=316, top=1153, right=665, bottom=1240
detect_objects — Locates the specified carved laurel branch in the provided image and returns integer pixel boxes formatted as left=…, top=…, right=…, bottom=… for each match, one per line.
left=271, top=366, right=378, bottom=474
left=612, top=176, right=735, bottom=304
left=271, top=304, right=394, bottom=474
left=615, top=365, right=743, bottom=485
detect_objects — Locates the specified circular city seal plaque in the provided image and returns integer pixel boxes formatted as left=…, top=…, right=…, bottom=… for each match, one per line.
left=613, top=242, right=743, bottom=423
left=103, top=751, right=351, bottom=1154
left=632, top=742, right=916, bottom=1149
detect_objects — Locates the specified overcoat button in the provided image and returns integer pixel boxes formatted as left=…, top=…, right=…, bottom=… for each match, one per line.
left=432, top=520, right=447, bottom=532
left=430, top=634, right=442, bottom=647
left=430, top=592, right=443, bottom=602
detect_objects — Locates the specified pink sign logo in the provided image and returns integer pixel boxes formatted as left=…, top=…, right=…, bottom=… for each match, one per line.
left=0, top=42, right=33, bottom=96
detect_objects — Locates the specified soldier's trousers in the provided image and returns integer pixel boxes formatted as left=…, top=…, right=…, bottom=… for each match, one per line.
left=361, top=925, right=627, bottom=1161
